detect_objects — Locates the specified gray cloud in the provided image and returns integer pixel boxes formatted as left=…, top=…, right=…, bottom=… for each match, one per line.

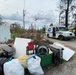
left=2, top=12, right=23, bottom=21
left=30, top=11, right=57, bottom=24
left=1, top=10, right=58, bottom=28
left=25, top=19, right=31, bottom=24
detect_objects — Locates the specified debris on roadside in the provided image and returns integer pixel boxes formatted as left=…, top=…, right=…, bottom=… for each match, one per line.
left=18, top=55, right=31, bottom=68
left=14, top=38, right=31, bottom=58
left=0, top=38, right=75, bottom=75
left=48, top=45, right=64, bottom=64
left=53, top=42, right=75, bottom=61
left=27, top=54, right=44, bottom=75
left=1, top=45, right=15, bottom=57
left=4, top=59, right=24, bottom=75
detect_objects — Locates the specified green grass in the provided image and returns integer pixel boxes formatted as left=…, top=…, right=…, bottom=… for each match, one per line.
left=73, top=37, right=76, bottom=40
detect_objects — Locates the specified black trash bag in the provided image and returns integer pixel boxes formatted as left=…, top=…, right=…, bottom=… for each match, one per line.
left=0, top=58, right=8, bottom=75
left=0, top=67, right=2, bottom=74
left=36, top=44, right=49, bottom=55
left=0, top=58, right=7, bottom=68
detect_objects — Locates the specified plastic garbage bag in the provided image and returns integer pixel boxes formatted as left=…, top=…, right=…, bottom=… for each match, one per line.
left=4, top=59, right=24, bottom=75
left=0, top=58, right=8, bottom=75
left=18, top=55, right=31, bottom=68
left=0, top=67, right=2, bottom=74
left=27, top=54, right=44, bottom=75
left=0, top=58, right=7, bottom=68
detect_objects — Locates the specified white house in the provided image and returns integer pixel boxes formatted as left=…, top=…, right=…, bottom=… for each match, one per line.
left=0, top=25, right=11, bottom=42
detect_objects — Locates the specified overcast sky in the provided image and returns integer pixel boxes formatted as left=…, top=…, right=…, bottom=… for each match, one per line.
left=0, top=0, right=59, bottom=29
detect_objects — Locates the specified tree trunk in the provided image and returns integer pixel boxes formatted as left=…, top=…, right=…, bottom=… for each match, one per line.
left=75, top=14, right=76, bottom=36
left=65, top=9, right=68, bottom=29
left=65, top=0, right=70, bottom=29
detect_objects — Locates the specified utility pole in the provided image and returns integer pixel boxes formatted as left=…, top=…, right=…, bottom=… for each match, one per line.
left=23, top=0, right=25, bottom=29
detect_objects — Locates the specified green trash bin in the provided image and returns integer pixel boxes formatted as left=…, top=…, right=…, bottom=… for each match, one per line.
left=39, top=50, right=53, bottom=67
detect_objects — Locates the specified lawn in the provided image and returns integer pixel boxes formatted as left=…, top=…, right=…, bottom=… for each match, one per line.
left=73, top=37, right=76, bottom=40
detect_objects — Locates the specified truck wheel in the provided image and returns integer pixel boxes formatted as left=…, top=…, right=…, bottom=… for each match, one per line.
left=67, top=38, right=71, bottom=40
left=58, top=35, right=64, bottom=40
left=47, top=34, right=49, bottom=38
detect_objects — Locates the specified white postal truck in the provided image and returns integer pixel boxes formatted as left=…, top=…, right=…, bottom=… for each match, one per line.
left=46, top=26, right=75, bottom=40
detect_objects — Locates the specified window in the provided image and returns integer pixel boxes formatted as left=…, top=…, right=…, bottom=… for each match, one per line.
left=56, top=27, right=59, bottom=31
left=59, top=27, right=67, bottom=31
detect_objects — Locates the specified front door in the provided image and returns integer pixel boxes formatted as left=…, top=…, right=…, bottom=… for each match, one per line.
left=53, top=27, right=56, bottom=38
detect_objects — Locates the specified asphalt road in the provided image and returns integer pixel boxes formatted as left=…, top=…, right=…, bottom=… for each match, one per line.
left=46, top=37, right=76, bottom=49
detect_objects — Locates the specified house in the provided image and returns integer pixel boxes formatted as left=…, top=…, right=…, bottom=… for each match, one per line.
left=0, top=25, right=11, bottom=42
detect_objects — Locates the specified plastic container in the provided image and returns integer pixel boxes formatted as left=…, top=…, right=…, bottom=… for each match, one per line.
left=39, top=52, right=53, bottom=67
left=28, top=42, right=34, bottom=50
left=26, top=42, right=34, bottom=55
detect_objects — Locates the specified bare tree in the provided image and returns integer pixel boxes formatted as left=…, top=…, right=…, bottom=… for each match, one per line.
left=0, top=15, right=3, bottom=25
left=60, top=0, right=75, bottom=29
left=70, top=5, right=76, bottom=18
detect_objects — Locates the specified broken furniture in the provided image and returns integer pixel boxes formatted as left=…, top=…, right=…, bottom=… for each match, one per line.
left=0, top=45, right=15, bottom=58
left=48, top=45, right=64, bottom=64
left=53, top=42, right=75, bottom=61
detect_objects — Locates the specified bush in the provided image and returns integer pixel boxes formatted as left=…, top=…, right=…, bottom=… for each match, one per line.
left=11, top=33, right=18, bottom=39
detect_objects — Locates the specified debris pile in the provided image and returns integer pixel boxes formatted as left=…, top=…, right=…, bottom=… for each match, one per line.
left=0, top=38, right=75, bottom=75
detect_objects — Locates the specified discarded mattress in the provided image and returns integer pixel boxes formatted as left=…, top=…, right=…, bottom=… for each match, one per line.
left=53, top=42, right=75, bottom=61
left=14, top=38, right=31, bottom=58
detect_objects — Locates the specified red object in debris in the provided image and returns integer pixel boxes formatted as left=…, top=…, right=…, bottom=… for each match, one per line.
left=28, top=42, right=34, bottom=50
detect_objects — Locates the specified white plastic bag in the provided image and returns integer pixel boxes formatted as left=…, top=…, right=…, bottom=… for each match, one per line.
left=4, top=59, right=24, bottom=75
left=27, top=54, right=44, bottom=75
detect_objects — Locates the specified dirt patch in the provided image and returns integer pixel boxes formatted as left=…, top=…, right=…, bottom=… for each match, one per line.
left=44, top=56, right=76, bottom=75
